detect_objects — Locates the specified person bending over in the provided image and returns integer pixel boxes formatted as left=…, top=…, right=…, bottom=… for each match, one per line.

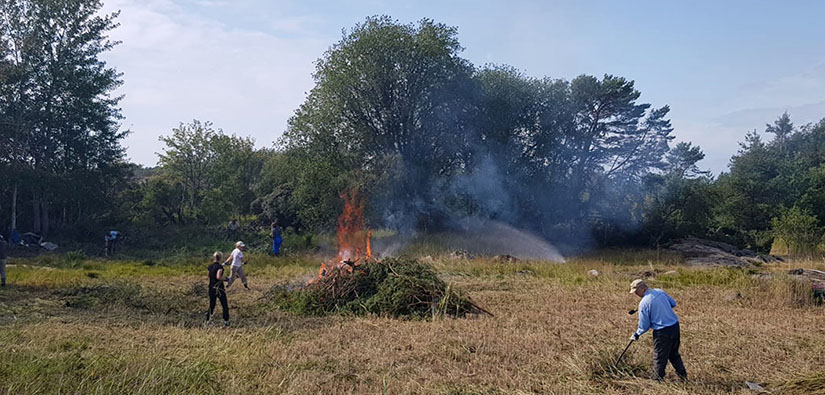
left=629, top=279, right=687, bottom=381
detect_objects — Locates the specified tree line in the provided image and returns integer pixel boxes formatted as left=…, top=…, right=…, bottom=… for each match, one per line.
left=2, top=6, right=824, bottom=254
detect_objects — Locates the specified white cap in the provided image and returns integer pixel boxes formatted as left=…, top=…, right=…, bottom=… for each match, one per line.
left=629, top=279, right=647, bottom=294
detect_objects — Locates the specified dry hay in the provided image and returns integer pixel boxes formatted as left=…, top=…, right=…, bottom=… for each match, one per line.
left=585, top=347, right=650, bottom=380
left=771, top=371, right=825, bottom=394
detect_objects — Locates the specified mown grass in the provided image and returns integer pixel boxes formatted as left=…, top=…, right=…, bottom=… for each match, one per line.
left=1, top=247, right=824, bottom=394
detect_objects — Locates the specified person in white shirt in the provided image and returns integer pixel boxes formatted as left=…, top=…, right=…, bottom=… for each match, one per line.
left=223, top=241, right=249, bottom=290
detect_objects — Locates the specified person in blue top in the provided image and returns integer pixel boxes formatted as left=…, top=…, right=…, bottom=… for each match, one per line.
left=629, top=279, right=687, bottom=381
left=271, top=221, right=283, bottom=256
left=104, top=230, right=120, bottom=256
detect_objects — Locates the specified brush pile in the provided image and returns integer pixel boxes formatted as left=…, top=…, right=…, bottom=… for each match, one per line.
left=268, top=257, right=490, bottom=318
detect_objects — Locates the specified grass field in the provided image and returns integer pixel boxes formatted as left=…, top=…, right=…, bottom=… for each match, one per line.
left=1, top=247, right=824, bottom=394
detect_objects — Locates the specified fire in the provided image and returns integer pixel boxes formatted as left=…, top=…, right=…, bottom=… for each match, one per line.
left=317, top=189, right=373, bottom=278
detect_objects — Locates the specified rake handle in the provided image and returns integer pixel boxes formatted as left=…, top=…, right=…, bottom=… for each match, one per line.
left=615, top=339, right=635, bottom=367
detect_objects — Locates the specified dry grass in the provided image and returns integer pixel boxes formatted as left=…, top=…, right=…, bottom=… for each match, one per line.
left=1, top=250, right=824, bottom=394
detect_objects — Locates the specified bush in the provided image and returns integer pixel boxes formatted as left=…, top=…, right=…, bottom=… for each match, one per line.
left=65, top=250, right=87, bottom=262
left=772, top=206, right=823, bottom=256
left=266, top=257, right=485, bottom=318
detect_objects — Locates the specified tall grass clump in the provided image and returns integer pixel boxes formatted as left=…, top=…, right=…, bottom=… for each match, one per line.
left=752, top=274, right=822, bottom=307
left=266, top=257, right=486, bottom=318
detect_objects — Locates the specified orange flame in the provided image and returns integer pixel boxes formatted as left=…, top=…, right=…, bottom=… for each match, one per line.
left=366, top=230, right=372, bottom=261
left=336, top=189, right=365, bottom=264
left=315, top=189, right=373, bottom=280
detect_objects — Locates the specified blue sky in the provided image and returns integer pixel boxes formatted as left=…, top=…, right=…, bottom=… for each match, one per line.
left=101, top=0, right=825, bottom=174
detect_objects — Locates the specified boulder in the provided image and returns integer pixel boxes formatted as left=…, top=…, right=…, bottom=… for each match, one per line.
left=668, top=237, right=781, bottom=267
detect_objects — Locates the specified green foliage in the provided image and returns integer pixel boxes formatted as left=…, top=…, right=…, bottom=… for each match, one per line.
left=0, top=0, right=127, bottom=237
left=772, top=206, right=823, bottom=255
left=267, top=257, right=482, bottom=318
left=65, top=250, right=87, bottom=262
left=153, top=120, right=267, bottom=224
left=643, top=174, right=715, bottom=243
left=275, top=16, right=676, bottom=236
left=707, top=117, right=825, bottom=250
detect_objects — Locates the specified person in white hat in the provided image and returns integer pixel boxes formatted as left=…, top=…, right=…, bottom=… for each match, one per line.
left=629, top=279, right=686, bottom=381
left=223, top=241, right=250, bottom=290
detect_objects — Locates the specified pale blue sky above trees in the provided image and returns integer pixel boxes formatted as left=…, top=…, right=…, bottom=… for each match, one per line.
left=101, top=0, right=825, bottom=174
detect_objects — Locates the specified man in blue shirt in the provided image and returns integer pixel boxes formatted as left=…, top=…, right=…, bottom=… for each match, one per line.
left=630, top=279, right=687, bottom=381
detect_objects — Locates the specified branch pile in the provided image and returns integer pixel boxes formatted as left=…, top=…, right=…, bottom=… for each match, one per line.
left=267, top=257, right=490, bottom=318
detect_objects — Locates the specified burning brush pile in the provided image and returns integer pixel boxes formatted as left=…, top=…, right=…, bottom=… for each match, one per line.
left=268, top=191, right=489, bottom=318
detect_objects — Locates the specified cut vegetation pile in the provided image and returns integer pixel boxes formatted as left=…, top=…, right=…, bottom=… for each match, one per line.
left=267, top=257, right=489, bottom=318
left=772, top=371, right=825, bottom=395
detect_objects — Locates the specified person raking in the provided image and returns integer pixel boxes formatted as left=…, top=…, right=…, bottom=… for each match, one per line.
left=206, top=252, right=230, bottom=327
left=629, top=279, right=687, bottom=381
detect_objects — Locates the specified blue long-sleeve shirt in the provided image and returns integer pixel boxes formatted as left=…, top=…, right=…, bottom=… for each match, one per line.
left=635, top=288, right=679, bottom=337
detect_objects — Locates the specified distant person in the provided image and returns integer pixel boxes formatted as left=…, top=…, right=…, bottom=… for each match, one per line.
left=629, top=279, right=687, bottom=381
left=227, top=219, right=239, bottom=237
left=271, top=221, right=283, bottom=256
left=206, top=251, right=230, bottom=327
left=223, top=241, right=249, bottom=290
left=104, top=230, right=120, bottom=256
left=9, top=228, right=20, bottom=246
left=0, top=235, right=7, bottom=286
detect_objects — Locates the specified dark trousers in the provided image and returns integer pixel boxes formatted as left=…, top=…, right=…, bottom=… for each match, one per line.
left=208, top=285, right=229, bottom=321
left=652, top=322, right=687, bottom=380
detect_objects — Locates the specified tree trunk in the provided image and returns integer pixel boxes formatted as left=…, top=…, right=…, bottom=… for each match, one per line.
left=33, top=194, right=41, bottom=233
left=41, top=200, right=49, bottom=238
left=10, top=183, right=17, bottom=231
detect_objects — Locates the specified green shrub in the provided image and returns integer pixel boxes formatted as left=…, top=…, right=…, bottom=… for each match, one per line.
left=772, top=206, right=824, bottom=256
left=65, top=250, right=87, bottom=262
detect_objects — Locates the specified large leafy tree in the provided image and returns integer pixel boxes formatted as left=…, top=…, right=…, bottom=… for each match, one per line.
left=642, top=143, right=713, bottom=244
left=277, top=17, right=677, bottom=237
left=473, top=71, right=675, bottom=235
left=156, top=120, right=265, bottom=224
left=0, top=0, right=125, bottom=237
left=281, top=16, right=478, bottom=229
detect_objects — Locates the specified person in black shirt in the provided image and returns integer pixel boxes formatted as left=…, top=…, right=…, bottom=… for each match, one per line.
left=207, top=251, right=230, bottom=327
left=0, top=235, right=7, bottom=286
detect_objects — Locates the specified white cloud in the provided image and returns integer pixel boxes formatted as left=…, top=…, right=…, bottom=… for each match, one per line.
left=100, top=0, right=331, bottom=166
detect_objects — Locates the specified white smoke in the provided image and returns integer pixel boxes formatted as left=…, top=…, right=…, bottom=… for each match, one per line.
left=447, top=218, right=565, bottom=262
